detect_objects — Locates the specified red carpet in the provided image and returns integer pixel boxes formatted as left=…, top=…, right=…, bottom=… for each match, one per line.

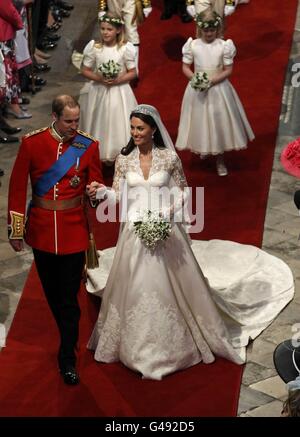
left=0, top=0, right=297, bottom=417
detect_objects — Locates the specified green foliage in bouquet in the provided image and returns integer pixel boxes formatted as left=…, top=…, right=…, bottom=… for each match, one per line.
left=99, top=60, right=121, bottom=79
left=134, top=210, right=172, bottom=250
left=190, top=72, right=211, bottom=91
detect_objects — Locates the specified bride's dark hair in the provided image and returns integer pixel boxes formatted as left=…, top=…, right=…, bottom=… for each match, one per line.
left=121, top=112, right=166, bottom=156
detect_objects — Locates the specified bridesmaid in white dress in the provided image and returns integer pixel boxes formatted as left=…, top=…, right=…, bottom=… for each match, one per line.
left=79, top=13, right=137, bottom=163
left=175, top=10, right=254, bottom=176
left=86, top=105, right=294, bottom=380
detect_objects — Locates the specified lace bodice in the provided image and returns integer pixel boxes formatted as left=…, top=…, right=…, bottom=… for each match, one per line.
left=106, top=147, right=188, bottom=221
left=112, top=147, right=188, bottom=199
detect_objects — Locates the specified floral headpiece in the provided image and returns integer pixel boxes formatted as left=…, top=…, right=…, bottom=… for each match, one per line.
left=98, top=13, right=124, bottom=26
left=195, top=12, right=222, bottom=29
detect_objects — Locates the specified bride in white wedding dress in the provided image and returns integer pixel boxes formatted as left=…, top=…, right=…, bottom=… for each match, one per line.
left=86, top=104, right=294, bottom=380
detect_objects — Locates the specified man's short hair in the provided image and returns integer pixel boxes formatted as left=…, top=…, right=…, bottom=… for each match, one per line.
left=52, top=95, right=80, bottom=118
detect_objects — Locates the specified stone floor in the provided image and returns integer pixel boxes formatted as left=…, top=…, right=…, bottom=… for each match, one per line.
left=0, top=0, right=300, bottom=417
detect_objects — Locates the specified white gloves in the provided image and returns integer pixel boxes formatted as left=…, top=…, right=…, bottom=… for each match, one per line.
left=224, top=5, right=236, bottom=16
left=98, top=11, right=106, bottom=18
left=96, top=186, right=117, bottom=206
left=186, top=5, right=196, bottom=17
left=143, top=7, right=152, bottom=18
left=96, top=185, right=107, bottom=200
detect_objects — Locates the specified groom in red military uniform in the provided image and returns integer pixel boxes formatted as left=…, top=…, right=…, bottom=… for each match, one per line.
left=8, top=95, right=104, bottom=385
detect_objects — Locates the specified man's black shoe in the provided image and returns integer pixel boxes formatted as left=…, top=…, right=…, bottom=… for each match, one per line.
left=44, top=33, right=61, bottom=42
left=0, top=116, right=22, bottom=135
left=60, top=367, right=80, bottom=385
left=34, top=63, right=51, bottom=73
left=21, top=84, right=42, bottom=94
left=28, top=76, right=47, bottom=87
left=58, top=8, right=71, bottom=18
left=0, top=125, right=22, bottom=135
left=0, top=130, right=19, bottom=143
left=51, top=8, right=63, bottom=23
left=36, top=77, right=47, bottom=86
left=36, top=41, right=57, bottom=51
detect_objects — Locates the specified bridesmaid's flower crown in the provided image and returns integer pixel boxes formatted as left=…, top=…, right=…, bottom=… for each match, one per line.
left=195, top=13, right=222, bottom=29
left=98, top=13, right=124, bottom=26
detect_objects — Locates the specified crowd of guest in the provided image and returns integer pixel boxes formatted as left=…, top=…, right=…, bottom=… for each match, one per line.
left=0, top=0, right=74, bottom=177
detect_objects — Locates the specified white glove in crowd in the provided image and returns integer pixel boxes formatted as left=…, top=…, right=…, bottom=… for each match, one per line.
left=224, top=5, right=236, bottom=16
left=186, top=5, right=196, bottom=17
left=143, top=7, right=152, bottom=18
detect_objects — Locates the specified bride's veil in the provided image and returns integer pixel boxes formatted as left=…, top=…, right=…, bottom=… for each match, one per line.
left=130, top=105, right=192, bottom=236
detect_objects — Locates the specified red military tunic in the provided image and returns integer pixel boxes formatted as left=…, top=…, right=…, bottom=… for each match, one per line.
left=8, top=125, right=104, bottom=254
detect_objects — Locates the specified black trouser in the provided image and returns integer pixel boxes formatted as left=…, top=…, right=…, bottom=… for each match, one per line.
left=33, top=249, right=85, bottom=371
left=32, top=0, right=51, bottom=49
left=163, top=0, right=186, bottom=14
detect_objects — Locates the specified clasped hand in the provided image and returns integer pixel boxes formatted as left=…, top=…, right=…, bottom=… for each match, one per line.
left=86, top=181, right=106, bottom=200
left=100, top=74, right=123, bottom=86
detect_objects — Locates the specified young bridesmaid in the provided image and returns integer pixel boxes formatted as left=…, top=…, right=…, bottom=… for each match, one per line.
left=79, top=13, right=138, bottom=163
left=175, top=10, right=254, bottom=176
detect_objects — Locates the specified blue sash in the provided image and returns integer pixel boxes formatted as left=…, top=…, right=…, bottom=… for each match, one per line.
left=33, top=133, right=93, bottom=197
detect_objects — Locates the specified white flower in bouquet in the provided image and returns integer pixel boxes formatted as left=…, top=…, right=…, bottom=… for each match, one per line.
left=133, top=210, right=172, bottom=250
left=99, top=60, right=121, bottom=79
left=190, top=72, right=211, bottom=91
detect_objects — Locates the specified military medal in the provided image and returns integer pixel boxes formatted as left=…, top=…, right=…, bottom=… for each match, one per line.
left=70, top=174, right=80, bottom=187
left=70, top=157, right=81, bottom=188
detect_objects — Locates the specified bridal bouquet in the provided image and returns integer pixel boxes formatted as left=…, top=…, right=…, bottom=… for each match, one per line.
left=133, top=210, right=172, bottom=250
left=190, top=72, right=211, bottom=91
left=98, top=60, right=121, bottom=79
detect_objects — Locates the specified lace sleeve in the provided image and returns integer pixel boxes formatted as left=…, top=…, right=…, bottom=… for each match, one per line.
left=167, top=154, right=190, bottom=219
left=172, top=154, right=188, bottom=190
left=112, top=154, right=126, bottom=202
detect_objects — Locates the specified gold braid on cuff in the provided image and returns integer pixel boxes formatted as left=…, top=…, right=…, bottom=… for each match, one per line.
left=186, top=0, right=194, bottom=5
left=8, top=211, right=25, bottom=239
left=225, top=0, right=235, bottom=5
left=98, top=0, right=107, bottom=11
